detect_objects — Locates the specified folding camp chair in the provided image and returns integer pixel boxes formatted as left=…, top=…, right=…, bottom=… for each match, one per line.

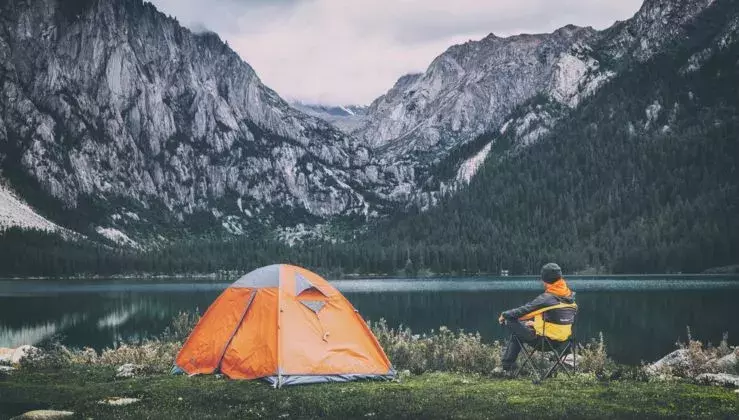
left=510, top=310, right=578, bottom=383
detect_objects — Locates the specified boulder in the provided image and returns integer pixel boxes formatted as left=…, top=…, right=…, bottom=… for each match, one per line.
left=563, top=353, right=584, bottom=367
left=98, top=397, right=141, bottom=406
left=716, top=351, right=737, bottom=372
left=0, top=365, right=16, bottom=374
left=11, top=345, right=41, bottom=364
left=696, top=373, right=739, bottom=388
left=116, top=363, right=144, bottom=379
left=645, top=349, right=690, bottom=375
left=10, top=410, right=74, bottom=420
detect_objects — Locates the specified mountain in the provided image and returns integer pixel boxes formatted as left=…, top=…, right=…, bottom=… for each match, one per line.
left=0, top=0, right=402, bottom=243
left=347, top=0, right=739, bottom=275
left=290, top=102, right=368, bottom=134
left=356, top=0, right=717, bottom=206
left=1, top=0, right=736, bottom=277
left=356, top=25, right=598, bottom=153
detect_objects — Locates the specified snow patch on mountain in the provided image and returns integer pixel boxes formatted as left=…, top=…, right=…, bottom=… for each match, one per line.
left=0, top=183, right=60, bottom=232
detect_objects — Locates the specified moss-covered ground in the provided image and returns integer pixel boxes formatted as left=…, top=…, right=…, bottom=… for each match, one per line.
left=0, top=367, right=737, bottom=419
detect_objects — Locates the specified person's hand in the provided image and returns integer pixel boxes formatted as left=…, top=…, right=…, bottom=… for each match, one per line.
left=498, top=314, right=505, bottom=325
left=524, top=320, right=534, bottom=327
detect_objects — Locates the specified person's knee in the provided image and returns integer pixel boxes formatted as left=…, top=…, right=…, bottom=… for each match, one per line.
left=503, top=319, right=524, bottom=333
left=502, top=319, right=519, bottom=329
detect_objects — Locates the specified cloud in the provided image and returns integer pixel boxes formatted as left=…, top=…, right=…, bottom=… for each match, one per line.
left=148, top=0, right=643, bottom=105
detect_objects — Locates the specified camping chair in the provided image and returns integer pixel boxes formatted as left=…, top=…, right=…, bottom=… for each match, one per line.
left=511, top=305, right=578, bottom=383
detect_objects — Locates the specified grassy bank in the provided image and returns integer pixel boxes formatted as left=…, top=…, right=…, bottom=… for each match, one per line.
left=1, top=315, right=736, bottom=419
left=1, top=367, right=737, bottom=419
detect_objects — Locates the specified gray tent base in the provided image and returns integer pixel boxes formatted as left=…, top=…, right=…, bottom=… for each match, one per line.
left=171, top=365, right=396, bottom=387
left=264, top=372, right=396, bottom=387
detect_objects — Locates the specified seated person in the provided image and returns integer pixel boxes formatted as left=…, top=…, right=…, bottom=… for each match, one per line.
left=495, top=263, right=577, bottom=374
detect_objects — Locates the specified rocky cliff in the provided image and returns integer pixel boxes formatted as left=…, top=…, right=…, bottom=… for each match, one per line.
left=354, top=0, right=717, bottom=205
left=0, top=0, right=399, bottom=241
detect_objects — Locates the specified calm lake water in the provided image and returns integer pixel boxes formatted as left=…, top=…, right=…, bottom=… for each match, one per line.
left=1, top=276, right=737, bottom=364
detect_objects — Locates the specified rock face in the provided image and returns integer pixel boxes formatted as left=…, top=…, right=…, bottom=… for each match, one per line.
left=356, top=26, right=598, bottom=155
left=353, top=0, right=718, bottom=204
left=0, top=0, right=396, bottom=240
left=600, top=0, right=717, bottom=63
left=0, top=183, right=61, bottom=232
left=0, top=0, right=723, bottom=240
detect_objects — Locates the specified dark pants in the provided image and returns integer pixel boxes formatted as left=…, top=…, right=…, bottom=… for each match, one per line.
left=501, top=319, right=538, bottom=370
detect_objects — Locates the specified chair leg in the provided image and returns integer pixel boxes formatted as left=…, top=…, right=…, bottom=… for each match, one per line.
left=522, top=346, right=543, bottom=383
left=511, top=335, right=526, bottom=378
left=541, top=340, right=575, bottom=380
left=512, top=336, right=541, bottom=381
left=572, top=338, right=577, bottom=373
left=542, top=340, right=562, bottom=379
left=514, top=337, right=578, bottom=382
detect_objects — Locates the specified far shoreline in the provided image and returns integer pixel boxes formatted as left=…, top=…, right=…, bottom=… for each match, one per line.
left=1, top=272, right=739, bottom=282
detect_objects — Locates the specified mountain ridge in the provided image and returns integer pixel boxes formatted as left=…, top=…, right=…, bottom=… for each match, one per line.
left=0, top=0, right=407, bottom=242
left=353, top=0, right=717, bottom=207
left=0, top=0, right=731, bottom=259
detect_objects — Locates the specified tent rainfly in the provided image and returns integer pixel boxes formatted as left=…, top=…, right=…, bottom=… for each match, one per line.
left=174, top=264, right=395, bottom=387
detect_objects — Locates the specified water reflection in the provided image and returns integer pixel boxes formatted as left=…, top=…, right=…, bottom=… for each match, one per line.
left=0, top=277, right=737, bottom=364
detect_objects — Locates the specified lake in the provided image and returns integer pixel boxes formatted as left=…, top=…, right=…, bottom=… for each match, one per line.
left=1, top=276, right=737, bottom=365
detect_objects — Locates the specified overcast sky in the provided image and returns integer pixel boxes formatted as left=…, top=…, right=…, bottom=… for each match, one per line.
left=148, top=0, right=643, bottom=105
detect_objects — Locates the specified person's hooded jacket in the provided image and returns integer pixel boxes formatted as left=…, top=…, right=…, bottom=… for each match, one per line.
left=502, top=275, right=577, bottom=340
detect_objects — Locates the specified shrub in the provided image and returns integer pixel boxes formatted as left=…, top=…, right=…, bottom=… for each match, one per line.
left=370, top=318, right=503, bottom=374
left=98, top=342, right=181, bottom=374
left=645, top=327, right=738, bottom=380
left=578, top=332, right=612, bottom=376
left=22, top=312, right=616, bottom=379
left=160, top=311, right=201, bottom=343
left=21, top=311, right=199, bottom=374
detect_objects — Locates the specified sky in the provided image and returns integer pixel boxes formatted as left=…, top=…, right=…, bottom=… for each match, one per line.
left=148, top=0, right=644, bottom=106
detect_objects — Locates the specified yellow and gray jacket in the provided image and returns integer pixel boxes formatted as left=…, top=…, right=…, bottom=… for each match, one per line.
left=502, top=292, right=577, bottom=341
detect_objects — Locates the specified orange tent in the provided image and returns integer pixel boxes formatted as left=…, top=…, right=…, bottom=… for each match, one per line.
left=174, top=264, right=395, bottom=387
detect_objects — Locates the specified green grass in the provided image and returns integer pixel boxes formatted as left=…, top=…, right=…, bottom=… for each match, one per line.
left=1, top=367, right=737, bottom=419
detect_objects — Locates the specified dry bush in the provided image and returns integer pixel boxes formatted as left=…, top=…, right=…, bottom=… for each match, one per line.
left=673, top=328, right=735, bottom=377
left=370, top=318, right=502, bottom=374
left=22, top=311, right=199, bottom=374
left=578, top=332, right=611, bottom=376
left=160, top=311, right=201, bottom=343
left=371, top=319, right=613, bottom=377
left=98, top=342, right=181, bottom=374
left=646, top=327, right=738, bottom=380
